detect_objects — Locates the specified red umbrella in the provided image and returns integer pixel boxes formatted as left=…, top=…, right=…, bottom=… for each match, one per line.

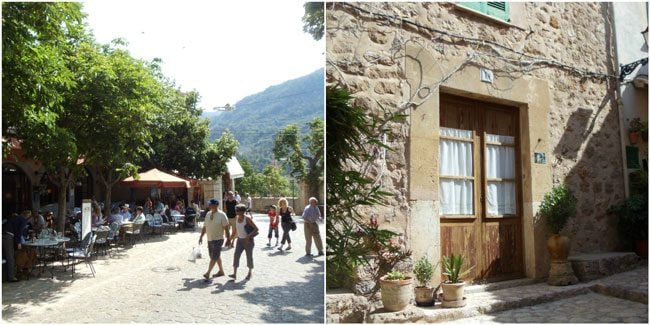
left=121, top=168, right=190, bottom=188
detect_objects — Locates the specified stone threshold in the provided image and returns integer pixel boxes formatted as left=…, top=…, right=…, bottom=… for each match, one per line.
left=365, top=266, right=648, bottom=323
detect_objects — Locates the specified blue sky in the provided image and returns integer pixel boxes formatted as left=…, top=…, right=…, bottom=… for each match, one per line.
left=82, top=0, right=324, bottom=110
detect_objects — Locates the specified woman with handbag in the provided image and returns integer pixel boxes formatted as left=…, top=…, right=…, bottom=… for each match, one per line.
left=277, top=198, right=295, bottom=252
left=230, top=204, right=259, bottom=281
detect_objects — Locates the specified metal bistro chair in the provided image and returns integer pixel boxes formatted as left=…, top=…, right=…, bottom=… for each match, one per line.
left=125, top=222, right=144, bottom=247
left=93, top=229, right=110, bottom=257
left=150, top=214, right=164, bottom=237
left=67, top=232, right=97, bottom=278
left=104, top=222, right=121, bottom=257
left=144, top=214, right=154, bottom=236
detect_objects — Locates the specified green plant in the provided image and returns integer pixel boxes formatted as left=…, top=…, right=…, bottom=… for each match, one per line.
left=385, top=271, right=406, bottom=281
left=539, top=184, right=577, bottom=234
left=629, top=169, right=648, bottom=198
left=326, top=85, right=409, bottom=290
left=442, top=254, right=473, bottom=284
left=629, top=118, right=648, bottom=133
left=414, top=257, right=437, bottom=287
left=608, top=194, right=648, bottom=247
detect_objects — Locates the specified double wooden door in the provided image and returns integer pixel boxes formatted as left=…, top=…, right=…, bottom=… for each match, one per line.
left=439, top=94, right=524, bottom=282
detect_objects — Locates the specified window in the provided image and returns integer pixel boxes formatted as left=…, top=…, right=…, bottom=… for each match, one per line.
left=439, top=127, right=475, bottom=216
left=457, top=2, right=510, bottom=22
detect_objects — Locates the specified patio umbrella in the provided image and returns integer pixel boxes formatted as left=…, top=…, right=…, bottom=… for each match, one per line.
left=121, top=168, right=190, bottom=188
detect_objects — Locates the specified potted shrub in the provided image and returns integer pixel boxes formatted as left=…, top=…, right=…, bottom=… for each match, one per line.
left=379, top=270, right=413, bottom=312
left=628, top=118, right=647, bottom=144
left=441, top=254, right=473, bottom=307
left=539, top=183, right=578, bottom=285
left=413, top=257, right=438, bottom=306
left=608, top=194, right=648, bottom=258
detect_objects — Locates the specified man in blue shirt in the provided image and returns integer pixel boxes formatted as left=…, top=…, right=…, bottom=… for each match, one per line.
left=302, top=197, right=324, bottom=257
left=120, top=204, right=132, bottom=221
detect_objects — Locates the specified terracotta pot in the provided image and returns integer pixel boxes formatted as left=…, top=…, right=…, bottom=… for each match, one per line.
left=379, top=276, right=413, bottom=312
left=547, top=234, right=570, bottom=261
left=441, top=281, right=465, bottom=302
left=635, top=239, right=648, bottom=258
left=629, top=131, right=640, bottom=144
left=414, top=286, right=435, bottom=306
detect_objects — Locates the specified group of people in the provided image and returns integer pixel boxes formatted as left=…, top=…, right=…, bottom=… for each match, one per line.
left=199, top=198, right=258, bottom=281
left=2, top=209, right=59, bottom=282
left=198, top=194, right=324, bottom=283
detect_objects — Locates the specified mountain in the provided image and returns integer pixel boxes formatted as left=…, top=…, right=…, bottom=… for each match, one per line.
left=204, top=68, right=324, bottom=171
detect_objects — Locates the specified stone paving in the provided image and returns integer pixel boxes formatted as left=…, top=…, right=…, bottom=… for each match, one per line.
left=2, top=214, right=325, bottom=323
left=445, top=292, right=648, bottom=323
left=330, top=265, right=648, bottom=323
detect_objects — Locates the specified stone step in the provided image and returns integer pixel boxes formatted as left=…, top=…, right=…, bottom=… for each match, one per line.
left=463, top=277, right=537, bottom=295
left=569, top=252, right=640, bottom=282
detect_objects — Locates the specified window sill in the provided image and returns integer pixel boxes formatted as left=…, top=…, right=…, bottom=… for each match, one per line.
left=452, top=4, right=526, bottom=31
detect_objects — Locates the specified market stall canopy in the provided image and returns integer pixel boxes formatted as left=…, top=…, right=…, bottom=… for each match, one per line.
left=121, top=168, right=190, bottom=188
left=226, top=156, right=245, bottom=179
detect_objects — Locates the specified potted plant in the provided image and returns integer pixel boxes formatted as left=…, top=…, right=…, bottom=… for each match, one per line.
left=441, top=254, right=473, bottom=307
left=628, top=118, right=647, bottom=144
left=608, top=194, right=648, bottom=258
left=539, top=183, right=578, bottom=285
left=379, top=270, right=413, bottom=312
left=413, top=257, right=438, bottom=306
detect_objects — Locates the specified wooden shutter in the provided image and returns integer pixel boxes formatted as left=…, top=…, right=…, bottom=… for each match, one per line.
left=457, top=2, right=510, bottom=22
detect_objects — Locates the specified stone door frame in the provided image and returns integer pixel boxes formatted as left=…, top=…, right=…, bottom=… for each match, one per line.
left=405, top=44, right=554, bottom=285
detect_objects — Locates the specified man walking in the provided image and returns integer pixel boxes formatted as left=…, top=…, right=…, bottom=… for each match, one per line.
left=224, top=191, right=238, bottom=248
left=198, top=199, right=230, bottom=280
left=302, top=197, right=324, bottom=257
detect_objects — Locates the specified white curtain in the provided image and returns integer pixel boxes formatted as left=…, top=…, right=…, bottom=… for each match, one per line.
left=485, top=133, right=516, bottom=215
left=439, top=127, right=473, bottom=215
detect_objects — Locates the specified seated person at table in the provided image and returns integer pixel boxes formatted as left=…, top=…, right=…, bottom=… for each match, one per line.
left=144, top=198, right=153, bottom=214
left=91, top=206, right=105, bottom=227
left=154, top=199, right=164, bottom=214
left=44, top=212, right=55, bottom=229
left=109, top=208, right=123, bottom=224
left=132, top=206, right=146, bottom=224
left=120, top=204, right=132, bottom=221
left=28, top=211, right=46, bottom=233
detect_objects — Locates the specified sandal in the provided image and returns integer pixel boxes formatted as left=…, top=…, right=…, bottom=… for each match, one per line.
left=203, top=273, right=210, bottom=281
left=213, top=271, right=225, bottom=277
left=245, top=273, right=252, bottom=281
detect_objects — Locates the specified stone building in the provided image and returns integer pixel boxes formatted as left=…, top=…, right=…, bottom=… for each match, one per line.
left=327, top=1, right=642, bottom=286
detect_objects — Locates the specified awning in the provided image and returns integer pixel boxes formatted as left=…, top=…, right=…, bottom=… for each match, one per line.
left=226, top=156, right=245, bottom=179
left=121, top=168, right=190, bottom=188
left=633, top=63, right=648, bottom=88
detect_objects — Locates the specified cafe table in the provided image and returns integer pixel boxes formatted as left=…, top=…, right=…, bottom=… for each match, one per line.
left=23, top=238, right=59, bottom=278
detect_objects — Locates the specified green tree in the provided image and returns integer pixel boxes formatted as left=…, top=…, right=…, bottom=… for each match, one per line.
left=145, top=88, right=210, bottom=178
left=237, top=158, right=266, bottom=196
left=201, top=130, right=239, bottom=180
left=74, top=40, right=165, bottom=217
left=263, top=165, right=290, bottom=197
left=273, top=118, right=323, bottom=199
left=302, top=2, right=324, bottom=41
left=2, top=2, right=89, bottom=231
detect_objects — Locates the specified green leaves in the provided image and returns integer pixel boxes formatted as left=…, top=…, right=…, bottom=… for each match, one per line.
left=539, top=183, right=577, bottom=234
left=442, top=254, right=473, bottom=284
left=302, top=2, right=324, bottom=41
left=414, top=257, right=437, bottom=286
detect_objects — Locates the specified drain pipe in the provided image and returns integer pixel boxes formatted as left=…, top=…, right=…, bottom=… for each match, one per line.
left=609, top=2, right=631, bottom=198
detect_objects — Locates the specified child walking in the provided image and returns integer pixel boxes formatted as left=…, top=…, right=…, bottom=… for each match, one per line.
left=267, top=205, right=279, bottom=247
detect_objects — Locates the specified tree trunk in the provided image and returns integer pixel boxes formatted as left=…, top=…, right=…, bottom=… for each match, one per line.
left=56, top=172, right=68, bottom=234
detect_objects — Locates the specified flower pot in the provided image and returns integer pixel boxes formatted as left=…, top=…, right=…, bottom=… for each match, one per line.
left=635, top=239, right=648, bottom=258
left=414, top=286, right=435, bottom=306
left=379, top=276, right=413, bottom=312
left=629, top=131, right=641, bottom=145
left=441, top=281, right=465, bottom=302
left=547, top=234, right=570, bottom=261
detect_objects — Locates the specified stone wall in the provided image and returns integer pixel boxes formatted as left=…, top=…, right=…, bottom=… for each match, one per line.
left=327, top=2, right=625, bottom=277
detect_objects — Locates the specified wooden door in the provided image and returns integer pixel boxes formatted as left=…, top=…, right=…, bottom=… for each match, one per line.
left=439, top=94, right=524, bottom=283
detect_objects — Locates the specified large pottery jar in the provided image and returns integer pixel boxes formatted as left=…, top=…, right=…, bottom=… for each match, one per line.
left=547, top=234, right=570, bottom=261
left=379, top=276, right=413, bottom=312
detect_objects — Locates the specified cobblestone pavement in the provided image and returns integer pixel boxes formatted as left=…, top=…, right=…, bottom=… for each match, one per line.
left=445, top=292, right=648, bottom=323
left=2, top=214, right=325, bottom=323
